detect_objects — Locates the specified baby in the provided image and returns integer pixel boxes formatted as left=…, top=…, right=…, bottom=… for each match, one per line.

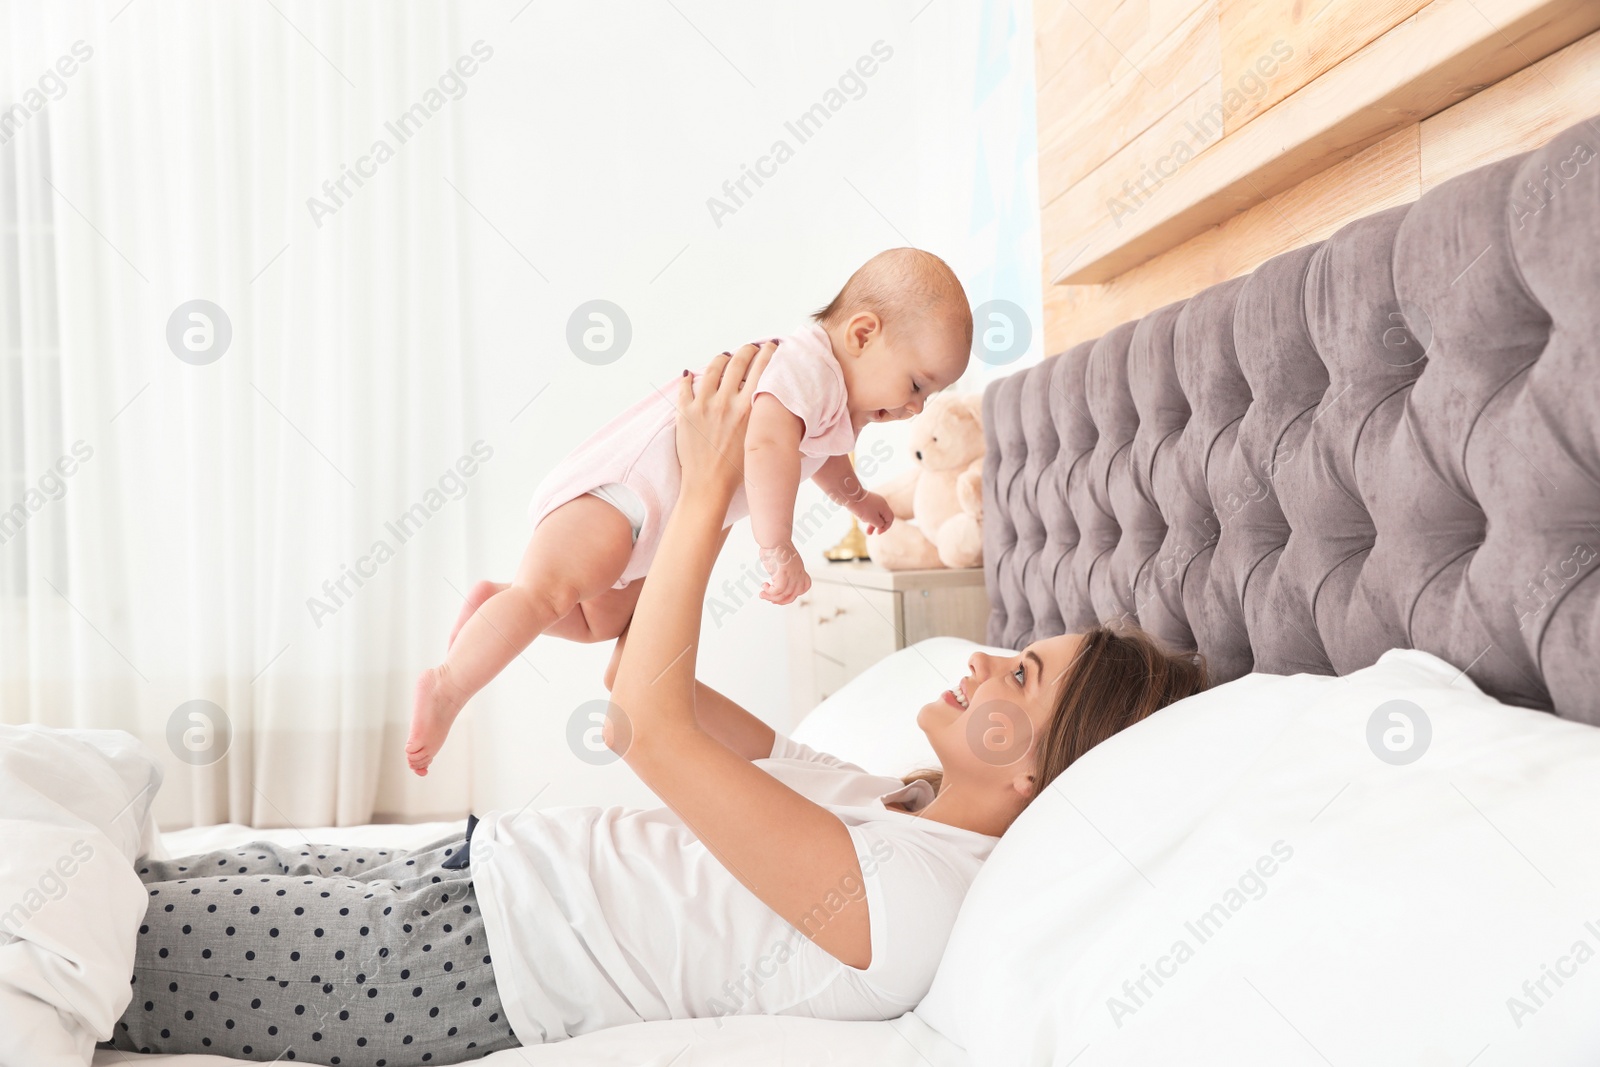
left=407, top=247, right=973, bottom=775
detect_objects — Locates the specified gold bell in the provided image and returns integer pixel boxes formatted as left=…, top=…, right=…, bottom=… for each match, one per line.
left=824, top=517, right=871, bottom=562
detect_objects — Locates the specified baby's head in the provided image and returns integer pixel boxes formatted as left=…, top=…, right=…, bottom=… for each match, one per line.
left=813, top=248, right=972, bottom=423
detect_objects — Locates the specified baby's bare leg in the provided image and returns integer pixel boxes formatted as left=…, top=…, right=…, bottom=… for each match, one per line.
left=407, top=496, right=634, bottom=775
left=550, top=522, right=726, bottom=644
left=448, top=580, right=506, bottom=649
left=545, top=579, right=644, bottom=643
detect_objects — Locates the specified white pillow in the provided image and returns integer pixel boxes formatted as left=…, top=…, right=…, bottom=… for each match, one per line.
left=789, top=637, right=1013, bottom=777
left=916, top=649, right=1600, bottom=1065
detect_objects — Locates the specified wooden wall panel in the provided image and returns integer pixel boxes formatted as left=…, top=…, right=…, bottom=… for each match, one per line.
left=1420, top=27, right=1600, bottom=190
left=1035, top=0, right=1146, bottom=107
left=1042, top=126, right=1421, bottom=353
left=1036, top=0, right=1219, bottom=114
left=1042, top=75, right=1234, bottom=279
left=1032, top=0, right=1600, bottom=284
left=1033, top=0, right=1132, bottom=92
left=1038, top=2, right=1220, bottom=206
left=1220, top=0, right=1430, bottom=132
left=1037, top=25, right=1600, bottom=354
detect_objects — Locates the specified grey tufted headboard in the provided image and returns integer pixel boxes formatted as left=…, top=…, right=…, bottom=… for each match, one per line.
left=983, top=114, right=1600, bottom=722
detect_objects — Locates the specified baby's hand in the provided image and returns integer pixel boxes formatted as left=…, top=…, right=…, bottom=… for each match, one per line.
left=759, top=542, right=812, bottom=605
left=849, top=492, right=895, bottom=535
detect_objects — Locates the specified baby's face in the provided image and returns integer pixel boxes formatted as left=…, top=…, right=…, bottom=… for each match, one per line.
left=844, top=318, right=969, bottom=423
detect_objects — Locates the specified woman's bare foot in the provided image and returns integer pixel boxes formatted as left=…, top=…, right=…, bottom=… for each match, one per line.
left=407, top=667, right=466, bottom=776
left=448, top=580, right=507, bottom=649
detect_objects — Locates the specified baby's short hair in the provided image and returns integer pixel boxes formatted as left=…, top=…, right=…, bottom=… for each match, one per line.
left=812, top=248, right=973, bottom=351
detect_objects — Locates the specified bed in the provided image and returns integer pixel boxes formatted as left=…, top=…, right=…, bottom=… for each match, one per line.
left=84, top=819, right=968, bottom=1067
left=939, top=111, right=1600, bottom=1064
left=81, top=827, right=952, bottom=1066
left=6, top=114, right=1600, bottom=1067
left=6, top=641, right=983, bottom=1067
left=79, top=642, right=990, bottom=1067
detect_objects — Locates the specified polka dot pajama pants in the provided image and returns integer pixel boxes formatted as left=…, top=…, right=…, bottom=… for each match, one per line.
left=108, top=835, right=520, bottom=1066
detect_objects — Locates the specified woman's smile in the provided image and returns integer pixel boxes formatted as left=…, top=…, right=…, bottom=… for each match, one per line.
left=942, top=678, right=972, bottom=709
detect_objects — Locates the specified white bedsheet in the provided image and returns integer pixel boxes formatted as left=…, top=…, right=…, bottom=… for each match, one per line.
left=87, top=1013, right=961, bottom=1067
left=78, top=812, right=970, bottom=1066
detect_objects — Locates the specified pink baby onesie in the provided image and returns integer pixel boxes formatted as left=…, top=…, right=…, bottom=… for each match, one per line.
left=527, top=321, right=859, bottom=588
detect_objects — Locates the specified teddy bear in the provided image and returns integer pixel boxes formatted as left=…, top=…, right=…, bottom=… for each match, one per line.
left=867, top=391, right=985, bottom=570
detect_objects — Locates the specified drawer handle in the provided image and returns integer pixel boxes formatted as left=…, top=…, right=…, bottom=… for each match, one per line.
left=816, top=606, right=847, bottom=624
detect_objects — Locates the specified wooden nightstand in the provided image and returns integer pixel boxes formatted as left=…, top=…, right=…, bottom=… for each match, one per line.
left=786, top=562, right=989, bottom=724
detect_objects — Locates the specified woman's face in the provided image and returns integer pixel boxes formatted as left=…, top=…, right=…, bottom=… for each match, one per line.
left=917, top=634, right=1085, bottom=795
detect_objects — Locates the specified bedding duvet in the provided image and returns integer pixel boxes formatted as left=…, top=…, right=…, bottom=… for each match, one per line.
left=0, top=724, right=163, bottom=1067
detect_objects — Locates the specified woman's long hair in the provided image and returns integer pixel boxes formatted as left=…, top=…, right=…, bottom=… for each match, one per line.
left=903, top=624, right=1207, bottom=804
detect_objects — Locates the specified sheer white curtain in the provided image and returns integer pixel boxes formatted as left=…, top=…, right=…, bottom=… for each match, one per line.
left=1, top=1, right=477, bottom=828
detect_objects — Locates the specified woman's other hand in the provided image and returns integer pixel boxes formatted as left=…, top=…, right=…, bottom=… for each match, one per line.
left=674, top=341, right=775, bottom=500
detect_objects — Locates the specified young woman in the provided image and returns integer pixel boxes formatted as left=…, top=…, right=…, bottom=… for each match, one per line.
left=109, top=343, right=1205, bottom=1066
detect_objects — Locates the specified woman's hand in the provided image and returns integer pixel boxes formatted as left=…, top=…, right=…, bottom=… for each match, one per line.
left=675, top=341, right=775, bottom=501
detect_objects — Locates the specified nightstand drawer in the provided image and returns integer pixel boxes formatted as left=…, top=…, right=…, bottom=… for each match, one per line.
left=788, top=562, right=988, bottom=725
left=806, top=581, right=899, bottom=702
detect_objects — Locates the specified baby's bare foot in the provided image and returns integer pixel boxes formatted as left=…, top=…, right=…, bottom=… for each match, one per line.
left=448, top=580, right=507, bottom=649
left=407, top=667, right=465, bottom=776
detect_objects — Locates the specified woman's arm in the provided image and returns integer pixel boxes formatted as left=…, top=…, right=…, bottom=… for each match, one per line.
left=610, top=344, right=873, bottom=969
left=604, top=627, right=776, bottom=762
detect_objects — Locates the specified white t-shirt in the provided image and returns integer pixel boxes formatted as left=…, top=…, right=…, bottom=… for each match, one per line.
left=470, top=733, right=997, bottom=1043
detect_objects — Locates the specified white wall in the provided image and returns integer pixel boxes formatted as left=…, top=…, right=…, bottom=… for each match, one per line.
left=414, top=0, right=1043, bottom=817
